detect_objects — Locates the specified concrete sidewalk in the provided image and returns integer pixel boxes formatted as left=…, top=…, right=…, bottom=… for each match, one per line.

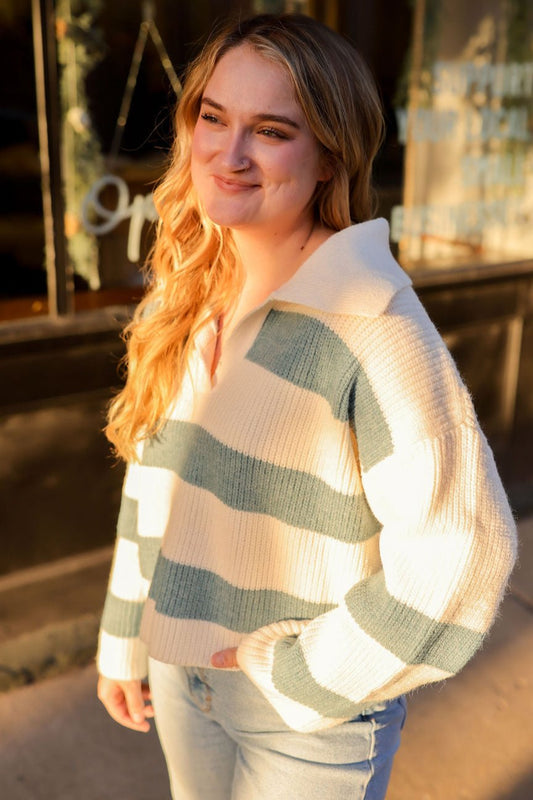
left=0, top=519, right=531, bottom=799
left=0, top=545, right=113, bottom=691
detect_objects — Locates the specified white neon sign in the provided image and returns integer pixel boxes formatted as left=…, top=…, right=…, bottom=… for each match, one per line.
left=81, top=174, right=158, bottom=263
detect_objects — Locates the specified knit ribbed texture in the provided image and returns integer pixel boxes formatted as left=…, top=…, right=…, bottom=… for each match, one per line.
left=97, top=219, right=517, bottom=732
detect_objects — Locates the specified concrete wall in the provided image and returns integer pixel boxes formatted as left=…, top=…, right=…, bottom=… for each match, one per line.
left=0, top=311, right=126, bottom=575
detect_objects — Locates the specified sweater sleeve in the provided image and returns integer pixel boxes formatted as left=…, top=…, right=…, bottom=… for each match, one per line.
left=236, top=288, right=517, bottom=732
left=97, top=460, right=153, bottom=680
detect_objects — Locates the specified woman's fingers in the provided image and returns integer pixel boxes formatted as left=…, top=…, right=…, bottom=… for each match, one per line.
left=123, top=680, right=152, bottom=728
left=210, top=647, right=239, bottom=668
left=97, top=675, right=152, bottom=732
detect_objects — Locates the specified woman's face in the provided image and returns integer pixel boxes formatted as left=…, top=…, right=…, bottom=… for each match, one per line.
left=190, top=44, right=328, bottom=238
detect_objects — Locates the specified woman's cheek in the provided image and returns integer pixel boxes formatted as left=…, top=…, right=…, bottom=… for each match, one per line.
left=191, top=125, right=214, bottom=163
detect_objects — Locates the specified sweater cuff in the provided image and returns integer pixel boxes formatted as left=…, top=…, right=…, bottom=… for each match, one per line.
left=97, top=630, right=149, bottom=681
left=237, top=620, right=347, bottom=733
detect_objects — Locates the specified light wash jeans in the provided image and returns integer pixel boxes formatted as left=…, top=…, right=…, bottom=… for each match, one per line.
left=148, top=658, right=406, bottom=800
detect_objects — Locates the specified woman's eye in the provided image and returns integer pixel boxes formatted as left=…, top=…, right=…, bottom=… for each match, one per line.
left=258, top=127, right=288, bottom=140
left=200, top=112, right=220, bottom=124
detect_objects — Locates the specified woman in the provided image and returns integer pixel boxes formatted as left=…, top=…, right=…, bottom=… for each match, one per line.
left=97, top=13, right=517, bottom=800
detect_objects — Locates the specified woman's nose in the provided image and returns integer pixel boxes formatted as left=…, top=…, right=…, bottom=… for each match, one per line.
left=220, top=133, right=252, bottom=172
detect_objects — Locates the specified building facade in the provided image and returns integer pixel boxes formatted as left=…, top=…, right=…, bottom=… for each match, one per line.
left=1, top=0, right=532, bottom=573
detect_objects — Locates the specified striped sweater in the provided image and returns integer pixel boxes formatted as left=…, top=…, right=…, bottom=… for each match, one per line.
left=98, top=218, right=517, bottom=733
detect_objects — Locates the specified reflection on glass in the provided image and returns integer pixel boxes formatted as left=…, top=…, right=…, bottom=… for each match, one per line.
left=393, top=0, right=533, bottom=268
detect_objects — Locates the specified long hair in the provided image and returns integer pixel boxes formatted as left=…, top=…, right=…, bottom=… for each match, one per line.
left=106, top=13, right=385, bottom=461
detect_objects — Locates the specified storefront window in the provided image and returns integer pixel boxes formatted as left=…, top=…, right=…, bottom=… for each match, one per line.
left=391, top=0, right=533, bottom=269
left=64, top=0, right=216, bottom=312
left=2, top=0, right=411, bottom=323
left=71, top=0, right=335, bottom=311
left=2, top=0, right=262, bottom=322
left=4, top=0, right=529, bottom=325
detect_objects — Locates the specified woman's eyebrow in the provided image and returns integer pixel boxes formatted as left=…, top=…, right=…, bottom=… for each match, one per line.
left=201, top=96, right=301, bottom=130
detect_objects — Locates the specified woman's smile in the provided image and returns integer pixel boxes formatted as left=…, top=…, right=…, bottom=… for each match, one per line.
left=212, top=174, right=260, bottom=193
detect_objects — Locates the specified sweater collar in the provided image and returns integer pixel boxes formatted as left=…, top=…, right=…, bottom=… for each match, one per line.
left=270, top=218, right=412, bottom=318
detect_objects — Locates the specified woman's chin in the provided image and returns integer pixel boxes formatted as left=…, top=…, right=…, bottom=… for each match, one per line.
left=204, top=211, right=259, bottom=230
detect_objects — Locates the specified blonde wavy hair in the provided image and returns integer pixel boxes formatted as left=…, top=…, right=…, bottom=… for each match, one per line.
left=106, top=13, right=385, bottom=461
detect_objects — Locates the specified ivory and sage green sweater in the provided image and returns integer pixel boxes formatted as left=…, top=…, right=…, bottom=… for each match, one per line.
left=98, top=219, right=517, bottom=733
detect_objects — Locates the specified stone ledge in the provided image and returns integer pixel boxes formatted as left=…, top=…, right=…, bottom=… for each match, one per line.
left=0, top=614, right=100, bottom=692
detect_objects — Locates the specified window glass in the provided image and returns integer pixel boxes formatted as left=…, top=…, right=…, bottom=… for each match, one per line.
left=391, top=0, right=533, bottom=270
left=60, top=0, right=325, bottom=312
left=0, top=0, right=46, bottom=321
left=4, top=0, right=530, bottom=325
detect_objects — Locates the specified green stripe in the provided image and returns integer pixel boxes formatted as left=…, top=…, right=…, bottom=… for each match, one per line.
left=138, top=538, right=161, bottom=581
left=148, top=557, right=334, bottom=632
left=116, top=495, right=138, bottom=542
left=142, top=420, right=381, bottom=543
left=345, top=573, right=484, bottom=673
left=101, top=593, right=144, bottom=638
left=272, top=636, right=366, bottom=719
left=349, top=369, right=394, bottom=471
left=115, top=495, right=160, bottom=580
left=246, top=309, right=393, bottom=470
left=270, top=575, right=484, bottom=719
left=246, top=309, right=356, bottom=420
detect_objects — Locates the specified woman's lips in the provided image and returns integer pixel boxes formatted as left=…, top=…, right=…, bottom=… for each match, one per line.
left=213, top=175, right=259, bottom=192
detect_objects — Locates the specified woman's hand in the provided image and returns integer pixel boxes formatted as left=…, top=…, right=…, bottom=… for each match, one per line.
left=211, top=647, right=238, bottom=668
left=97, top=675, right=154, bottom=733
